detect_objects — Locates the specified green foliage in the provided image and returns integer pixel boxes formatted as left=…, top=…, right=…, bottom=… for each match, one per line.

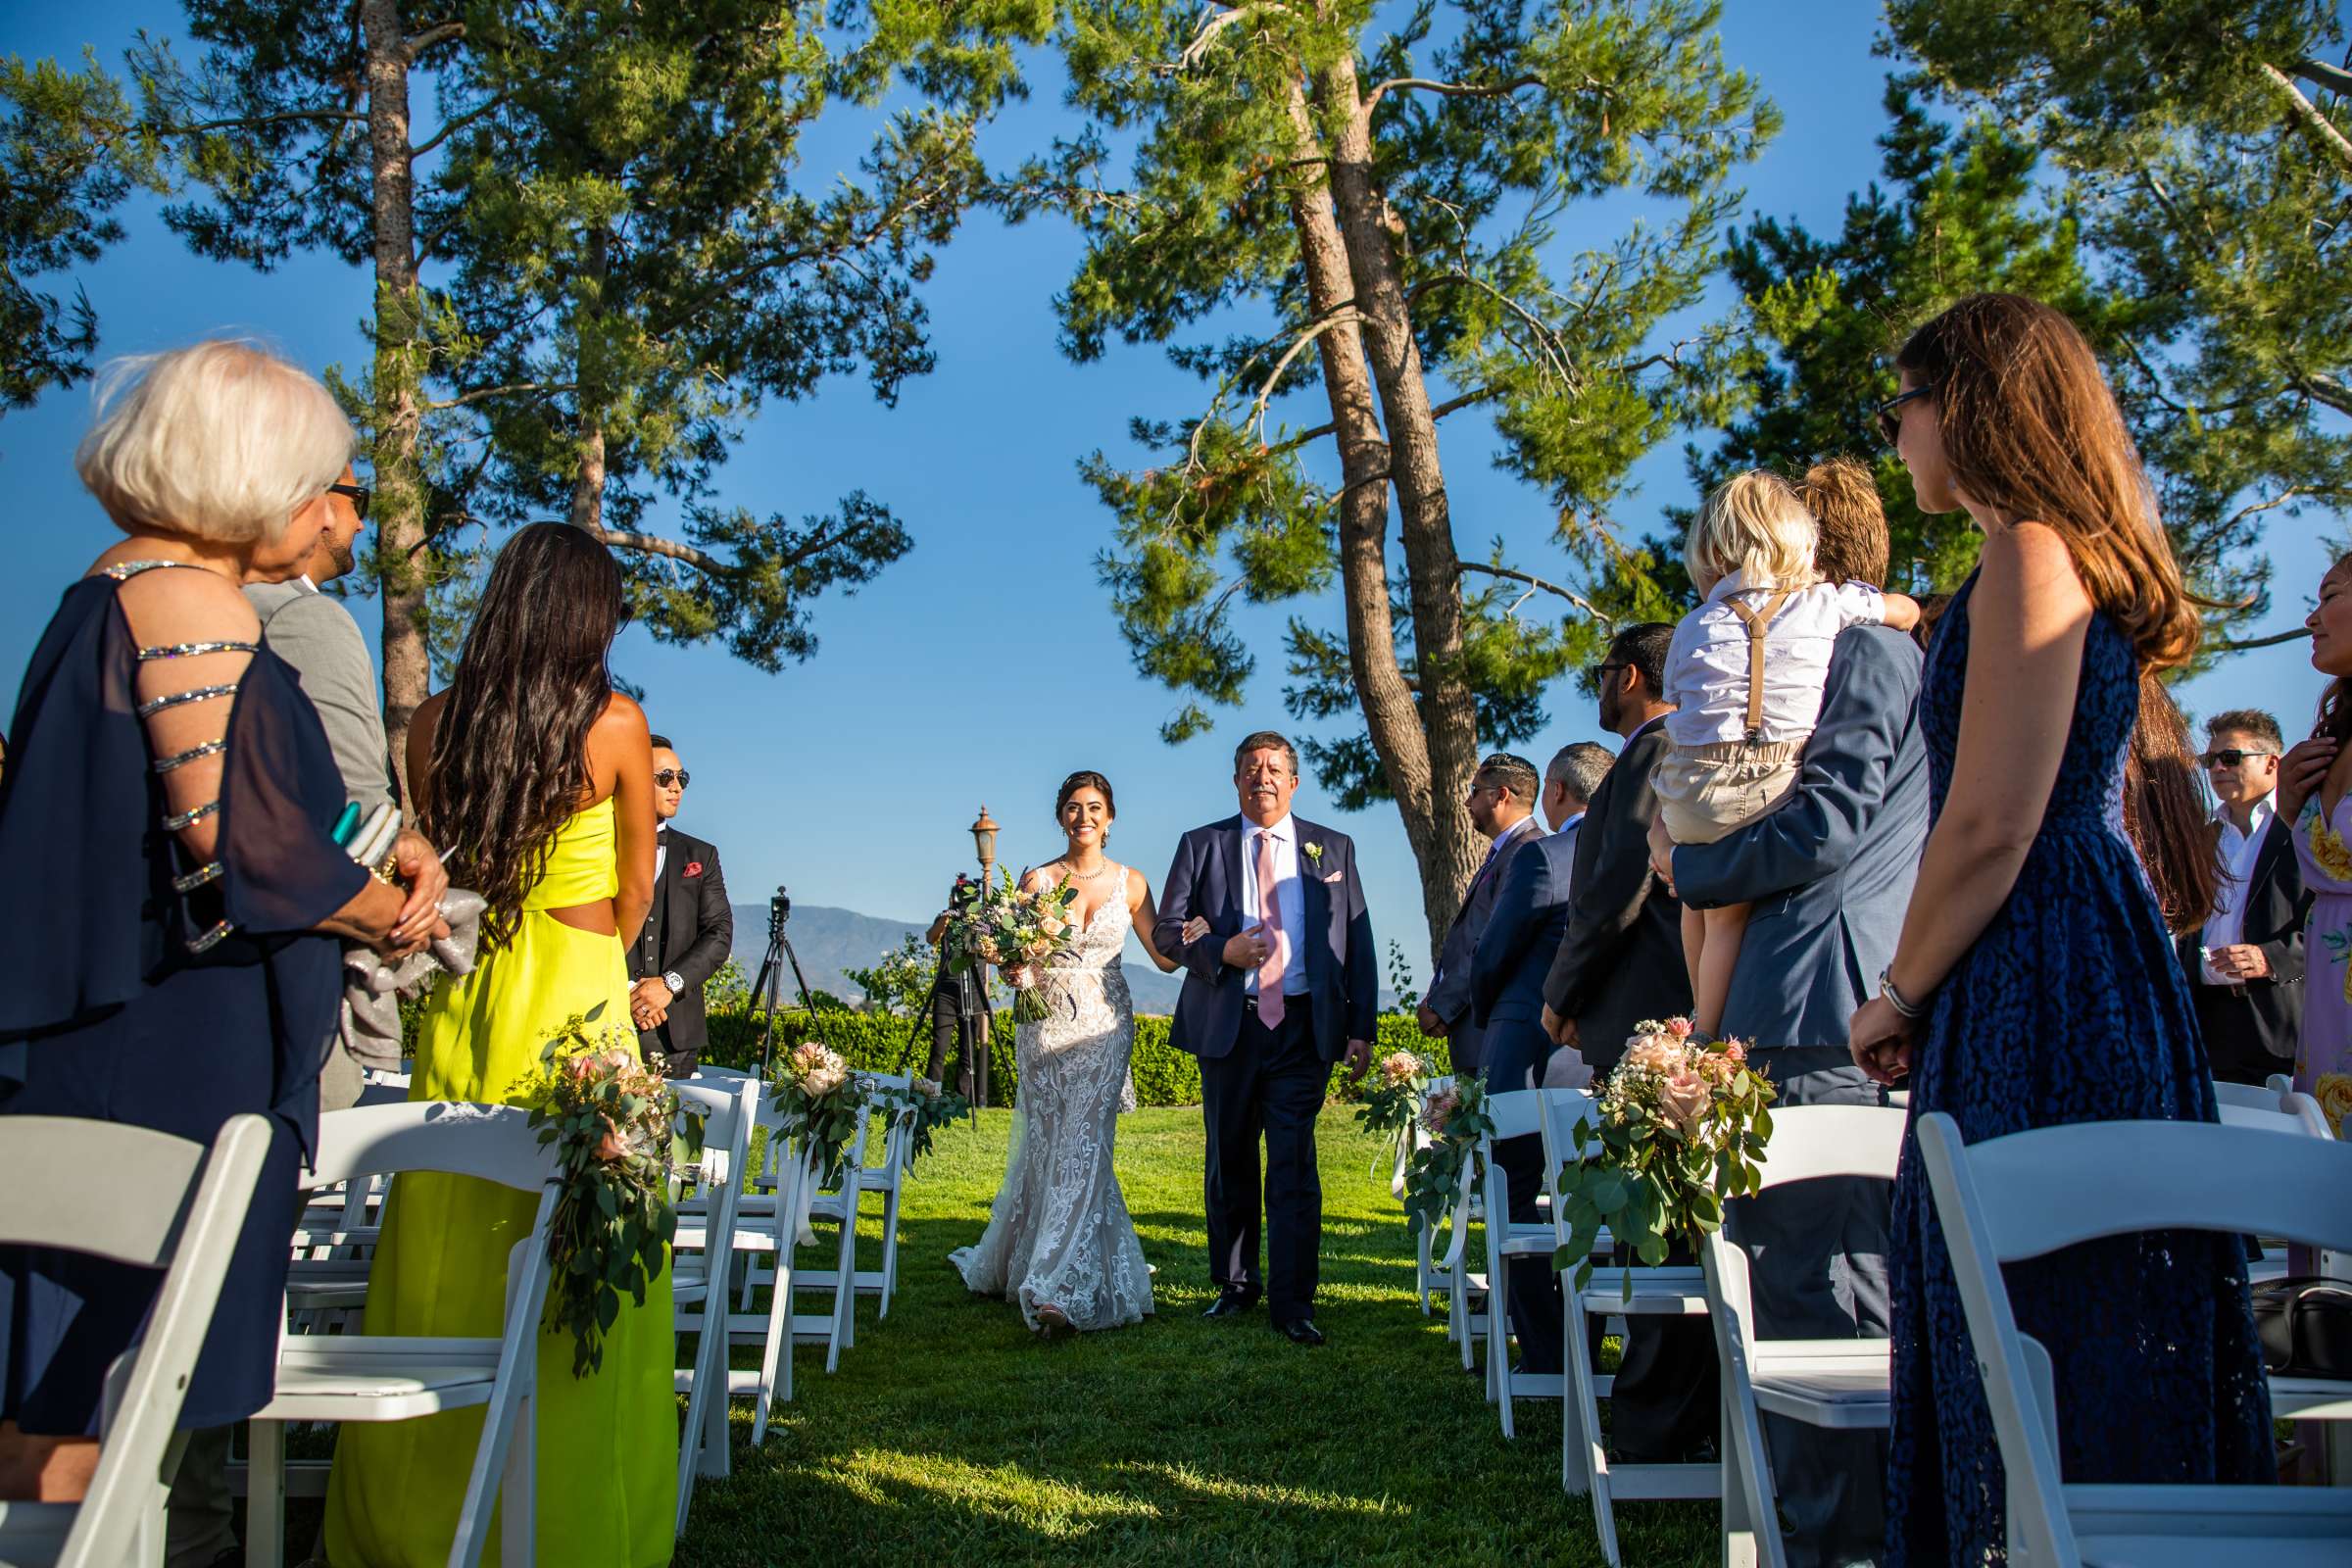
left=1399, top=1072, right=1494, bottom=1230
left=841, top=933, right=938, bottom=1018
left=0, top=50, right=169, bottom=413
left=1383, top=937, right=1422, bottom=1015
left=1676, top=80, right=2273, bottom=651
left=1883, top=1, right=2352, bottom=637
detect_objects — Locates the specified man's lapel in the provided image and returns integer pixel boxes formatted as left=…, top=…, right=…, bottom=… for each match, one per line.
left=650, top=832, right=679, bottom=958
left=1216, top=815, right=1245, bottom=923
left=1295, top=817, right=1331, bottom=972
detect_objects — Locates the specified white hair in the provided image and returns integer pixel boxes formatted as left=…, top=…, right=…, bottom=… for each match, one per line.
left=74, top=339, right=354, bottom=545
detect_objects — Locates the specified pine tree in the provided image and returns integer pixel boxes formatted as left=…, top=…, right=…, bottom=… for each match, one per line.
left=1014, top=0, right=1776, bottom=947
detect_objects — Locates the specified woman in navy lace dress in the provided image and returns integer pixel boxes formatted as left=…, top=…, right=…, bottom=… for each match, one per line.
left=1848, top=294, right=2273, bottom=1564
left=0, top=342, right=446, bottom=1503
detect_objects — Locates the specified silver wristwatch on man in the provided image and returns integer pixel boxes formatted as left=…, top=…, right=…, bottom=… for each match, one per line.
left=662, top=969, right=686, bottom=996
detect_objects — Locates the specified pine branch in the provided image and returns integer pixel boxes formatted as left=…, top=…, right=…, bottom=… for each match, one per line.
left=2293, top=370, right=2352, bottom=416
left=588, top=528, right=726, bottom=574
left=1363, top=74, right=1543, bottom=115
left=1246, top=307, right=1367, bottom=440
left=2216, top=625, right=2312, bottom=653
left=2260, top=61, right=2352, bottom=171
left=1167, top=5, right=1298, bottom=74
left=423, top=380, right=568, bottom=412
left=403, top=21, right=466, bottom=65
left=410, top=92, right=508, bottom=160
left=1456, top=561, right=1612, bottom=627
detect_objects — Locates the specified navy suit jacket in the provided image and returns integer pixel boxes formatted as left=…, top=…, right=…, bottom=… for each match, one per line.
left=1469, top=821, right=1579, bottom=1094
left=1673, top=626, right=1928, bottom=1050
left=1153, top=814, right=1377, bottom=1062
left=1424, top=813, right=1543, bottom=1075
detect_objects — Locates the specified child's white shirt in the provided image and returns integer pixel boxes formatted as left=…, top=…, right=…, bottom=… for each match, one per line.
left=1661, top=570, right=1888, bottom=748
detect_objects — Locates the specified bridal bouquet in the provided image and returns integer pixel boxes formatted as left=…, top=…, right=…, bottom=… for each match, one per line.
left=1553, top=1016, right=1775, bottom=1300
left=1399, top=1073, right=1494, bottom=1231
left=523, top=1004, right=680, bottom=1378
left=940, top=866, right=1083, bottom=1023
left=768, top=1040, right=868, bottom=1185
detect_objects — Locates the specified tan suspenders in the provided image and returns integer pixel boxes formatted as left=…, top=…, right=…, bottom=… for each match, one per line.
left=1724, top=589, right=1791, bottom=747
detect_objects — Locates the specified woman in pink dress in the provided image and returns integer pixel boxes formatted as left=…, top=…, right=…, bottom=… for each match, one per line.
left=2279, top=551, right=2352, bottom=1137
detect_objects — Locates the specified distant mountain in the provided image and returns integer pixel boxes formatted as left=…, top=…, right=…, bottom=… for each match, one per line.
left=727, top=902, right=1189, bottom=1014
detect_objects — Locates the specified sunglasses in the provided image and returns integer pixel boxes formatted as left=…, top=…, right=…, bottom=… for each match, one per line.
left=2198, top=749, right=2273, bottom=769
left=654, top=768, right=691, bottom=788
left=1875, top=384, right=1934, bottom=447
left=1587, top=660, right=1625, bottom=690
left=326, top=481, right=371, bottom=521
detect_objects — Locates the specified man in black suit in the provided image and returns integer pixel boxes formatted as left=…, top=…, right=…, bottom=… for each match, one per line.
left=628, top=735, right=733, bottom=1077
left=1154, top=730, right=1377, bottom=1347
left=1418, top=753, right=1546, bottom=1077
left=2182, top=709, right=2308, bottom=1085
left=1540, top=622, right=1704, bottom=1462
left=1468, top=739, right=1612, bottom=1375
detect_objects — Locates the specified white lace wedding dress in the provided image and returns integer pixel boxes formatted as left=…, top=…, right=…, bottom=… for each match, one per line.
left=950, top=865, right=1154, bottom=1332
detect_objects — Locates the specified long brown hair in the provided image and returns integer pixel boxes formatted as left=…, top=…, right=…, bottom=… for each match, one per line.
left=1895, top=293, right=2202, bottom=673
left=2317, top=554, right=2352, bottom=748
left=425, top=522, right=627, bottom=951
left=2123, top=674, right=2222, bottom=935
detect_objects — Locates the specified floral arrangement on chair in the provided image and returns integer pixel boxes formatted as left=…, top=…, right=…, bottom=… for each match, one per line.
left=768, top=1040, right=869, bottom=1184
left=524, top=1003, right=680, bottom=1377
left=1552, top=1016, right=1775, bottom=1300
left=1355, top=1049, right=1434, bottom=1142
left=871, top=1074, right=972, bottom=1165
left=1398, top=1073, right=1494, bottom=1230
left=939, top=866, right=1083, bottom=1023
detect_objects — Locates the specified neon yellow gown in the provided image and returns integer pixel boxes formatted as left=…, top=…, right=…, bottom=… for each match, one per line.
left=325, top=798, right=677, bottom=1567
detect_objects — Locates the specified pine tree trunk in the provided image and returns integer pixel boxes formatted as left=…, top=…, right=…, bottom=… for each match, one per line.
left=1314, top=64, right=1483, bottom=949
left=361, top=0, right=430, bottom=784
left=568, top=417, right=608, bottom=531
left=568, top=226, right=611, bottom=534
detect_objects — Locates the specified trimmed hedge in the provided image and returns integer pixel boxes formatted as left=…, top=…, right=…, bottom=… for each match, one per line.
left=700, top=1005, right=1452, bottom=1108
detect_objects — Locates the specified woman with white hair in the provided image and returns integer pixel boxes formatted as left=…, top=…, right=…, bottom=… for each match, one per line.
left=0, top=340, right=449, bottom=1503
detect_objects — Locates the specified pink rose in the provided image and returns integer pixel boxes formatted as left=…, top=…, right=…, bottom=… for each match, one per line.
left=1665, top=1016, right=1694, bottom=1040
left=1658, top=1070, right=1710, bottom=1132
left=1624, top=1038, right=1681, bottom=1078
left=804, top=1065, right=845, bottom=1098
left=599, top=1046, right=638, bottom=1075
left=1039, top=914, right=1066, bottom=938
left=593, top=1116, right=635, bottom=1162
left=1379, top=1051, right=1420, bottom=1086
left=1423, top=1087, right=1461, bottom=1137
left=1719, top=1037, right=1747, bottom=1064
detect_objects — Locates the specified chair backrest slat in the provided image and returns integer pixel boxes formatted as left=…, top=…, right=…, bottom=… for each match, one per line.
left=0, top=1117, right=213, bottom=1265
left=1746, top=1103, right=1906, bottom=1190
left=307, top=1102, right=557, bottom=1193
left=1926, top=1116, right=2352, bottom=1261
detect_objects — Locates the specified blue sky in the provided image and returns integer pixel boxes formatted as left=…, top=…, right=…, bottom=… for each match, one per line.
left=3, top=2, right=2337, bottom=986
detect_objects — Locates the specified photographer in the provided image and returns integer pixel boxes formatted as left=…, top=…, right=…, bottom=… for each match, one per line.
left=628, top=735, right=732, bottom=1076
left=925, top=874, right=993, bottom=1103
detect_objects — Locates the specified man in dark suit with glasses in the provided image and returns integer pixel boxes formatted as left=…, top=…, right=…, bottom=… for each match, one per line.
left=628, top=735, right=733, bottom=1077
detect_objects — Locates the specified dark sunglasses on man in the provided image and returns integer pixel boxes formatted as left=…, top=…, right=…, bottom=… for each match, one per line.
left=2198, top=749, right=2273, bottom=770
left=1876, top=384, right=1934, bottom=447
left=654, top=768, right=691, bottom=789
left=327, top=481, right=371, bottom=521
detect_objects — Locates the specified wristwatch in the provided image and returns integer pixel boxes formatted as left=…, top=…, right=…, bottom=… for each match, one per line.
left=662, top=969, right=686, bottom=996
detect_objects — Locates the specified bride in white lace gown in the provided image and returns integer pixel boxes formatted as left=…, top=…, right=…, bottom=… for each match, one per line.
left=951, top=772, right=1200, bottom=1335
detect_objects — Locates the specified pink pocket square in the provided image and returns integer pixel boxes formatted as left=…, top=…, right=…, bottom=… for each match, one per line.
left=1321, top=870, right=1344, bottom=884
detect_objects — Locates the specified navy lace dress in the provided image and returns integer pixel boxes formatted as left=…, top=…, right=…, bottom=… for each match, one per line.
left=0, top=567, right=365, bottom=1434
left=1885, top=571, right=2273, bottom=1563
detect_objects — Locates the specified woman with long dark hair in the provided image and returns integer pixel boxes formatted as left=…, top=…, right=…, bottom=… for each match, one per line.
left=326, top=522, right=672, bottom=1566
left=1846, top=293, right=2272, bottom=1563
left=2278, top=552, right=2352, bottom=1136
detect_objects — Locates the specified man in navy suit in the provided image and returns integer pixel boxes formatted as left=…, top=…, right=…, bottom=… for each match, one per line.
left=1658, top=476, right=1925, bottom=1567
left=1155, top=730, right=1377, bottom=1347
left=1419, top=753, right=1547, bottom=1077
left=1468, top=739, right=1613, bottom=1373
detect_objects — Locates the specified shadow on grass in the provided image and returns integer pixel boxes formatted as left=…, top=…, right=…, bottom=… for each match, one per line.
left=676, top=1107, right=1716, bottom=1567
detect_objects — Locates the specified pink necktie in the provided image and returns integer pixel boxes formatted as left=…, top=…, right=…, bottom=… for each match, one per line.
left=1255, top=829, right=1287, bottom=1027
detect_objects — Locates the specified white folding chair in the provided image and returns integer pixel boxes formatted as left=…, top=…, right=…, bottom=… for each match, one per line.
left=1702, top=1104, right=1906, bottom=1568
left=1478, top=1088, right=1568, bottom=1434
left=1407, top=1075, right=1453, bottom=1316
left=852, top=1073, right=920, bottom=1317
left=2267, top=1071, right=2295, bottom=1098
left=723, top=1085, right=863, bottom=1442
left=0, top=1114, right=271, bottom=1568
left=668, top=1075, right=755, bottom=1539
left=242, top=1102, right=560, bottom=1568
left=1917, top=1112, right=2352, bottom=1568
left=1538, top=1086, right=1721, bottom=1568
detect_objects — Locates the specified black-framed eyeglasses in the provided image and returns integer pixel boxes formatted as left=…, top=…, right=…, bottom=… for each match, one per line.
left=2198, top=749, right=2273, bottom=769
left=654, top=768, right=691, bottom=788
left=1875, top=384, right=1935, bottom=447
left=1587, top=660, right=1626, bottom=690
left=326, top=481, right=371, bottom=521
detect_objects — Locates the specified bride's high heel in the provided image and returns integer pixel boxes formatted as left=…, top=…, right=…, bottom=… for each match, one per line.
left=1034, top=1302, right=1070, bottom=1336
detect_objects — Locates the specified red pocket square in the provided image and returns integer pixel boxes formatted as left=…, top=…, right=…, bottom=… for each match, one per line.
left=684, top=860, right=705, bottom=878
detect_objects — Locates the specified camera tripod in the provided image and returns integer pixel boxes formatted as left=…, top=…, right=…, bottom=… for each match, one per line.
left=750, top=885, right=823, bottom=1080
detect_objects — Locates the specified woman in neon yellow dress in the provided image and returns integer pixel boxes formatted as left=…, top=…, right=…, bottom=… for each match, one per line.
left=326, top=522, right=674, bottom=1567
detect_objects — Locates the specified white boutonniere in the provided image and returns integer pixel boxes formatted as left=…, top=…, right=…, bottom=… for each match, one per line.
left=1302, top=841, right=1324, bottom=867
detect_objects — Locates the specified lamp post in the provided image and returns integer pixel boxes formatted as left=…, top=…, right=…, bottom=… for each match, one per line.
left=970, top=806, right=1000, bottom=890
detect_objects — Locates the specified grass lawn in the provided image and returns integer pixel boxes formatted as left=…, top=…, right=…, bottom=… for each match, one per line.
left=677, top=1105, right=1718, bottom=1566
